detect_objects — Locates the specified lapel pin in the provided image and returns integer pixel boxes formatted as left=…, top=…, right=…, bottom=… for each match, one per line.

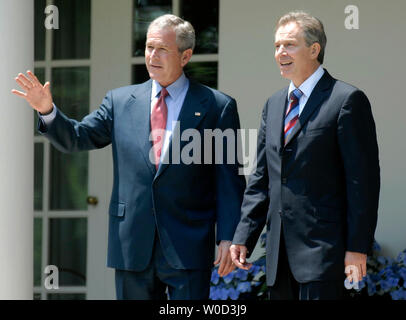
left=195, top=112, right=201, bottom=116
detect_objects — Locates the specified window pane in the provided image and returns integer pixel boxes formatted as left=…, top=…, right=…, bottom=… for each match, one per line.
left=184, top=62, right=218, bottom=88
left=47, top=294, right=86, bottom=300
left=34, top=0, right=46, bottom=61
left=34, top=143, right=44, bottom=211
left=133, top=0, right=172, bottom=57
left=50, top=148, right=88, bottom=210
left=49, top=218, right=87, bottom=286
left=34, top=218, right=42, bottom=286
left=34, top=293, right=42, bottom=300
left=181, top=0, right=219, bottom=54
left=50, top=67, right=90, bottom=210
left=34, top=68, right=45, bottom=136
left=52, top=0, right=91, bottom=59
left=51, top=67, right=90, bottom=119
left=132, top=64, right=150, bottom=84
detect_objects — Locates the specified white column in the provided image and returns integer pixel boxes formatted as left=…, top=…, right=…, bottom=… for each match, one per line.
left=0, top=0, right=34, bottom=299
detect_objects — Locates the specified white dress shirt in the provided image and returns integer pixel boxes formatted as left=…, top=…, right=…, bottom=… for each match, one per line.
left=288, top=65, right=325, bottom=115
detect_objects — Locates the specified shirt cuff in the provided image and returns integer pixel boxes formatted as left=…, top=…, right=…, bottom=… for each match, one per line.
left=38, top=104, right=57, bottom=126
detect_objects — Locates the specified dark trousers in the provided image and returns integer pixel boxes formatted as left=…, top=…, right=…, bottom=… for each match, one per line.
left=115, top=234, right=211, bottom=300
left=268, top=229, right=344, bottom=300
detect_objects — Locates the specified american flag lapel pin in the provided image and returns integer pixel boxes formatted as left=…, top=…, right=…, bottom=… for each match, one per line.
left=195, top=112, right=201, bottom=116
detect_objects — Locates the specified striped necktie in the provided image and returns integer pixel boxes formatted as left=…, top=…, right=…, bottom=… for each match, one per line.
left=284, top=88, right=303, bottom=144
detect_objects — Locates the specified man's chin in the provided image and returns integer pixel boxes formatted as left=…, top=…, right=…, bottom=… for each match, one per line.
left=279, top=70, right=292, bottom=80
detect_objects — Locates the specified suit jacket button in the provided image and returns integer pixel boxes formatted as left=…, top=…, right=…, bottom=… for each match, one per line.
left=282, top=178, right=287, bottom=184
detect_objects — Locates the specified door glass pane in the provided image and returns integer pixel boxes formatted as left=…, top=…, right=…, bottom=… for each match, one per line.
left=48, top=294, right=86, bottom=300
left=49, top=67, right=90, bottom=210
left=34, top=68, right=45, bottom=136
left=132, top=64, right=150, bottom=84
left=35, top=0, right=46, bottom=61
left=133, top=0, right=172, bottom=57
left=184, top=62, right=218, bottom=88
left=34, top=143, right=44, bottom=211
left=180, top=0, right=219, bottom=54
left=52, top=0, right=91, bottom=59
left=50, top=149, right=88, bottom=210
left=49, top=218, right=87, bottom=286
left=34, top=218, right=42, bottom=286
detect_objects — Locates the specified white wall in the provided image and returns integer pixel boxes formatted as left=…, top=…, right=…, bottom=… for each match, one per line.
left=219, top=0, right=406, bottom=258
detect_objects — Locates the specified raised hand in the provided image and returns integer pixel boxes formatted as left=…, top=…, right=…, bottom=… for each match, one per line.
left=11, top=70, right=53, bottom=114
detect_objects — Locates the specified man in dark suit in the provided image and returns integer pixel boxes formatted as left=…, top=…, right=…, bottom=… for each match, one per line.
left=12, top=14, right=245, bottom=300
left=230, top=11, right=380, bottom=300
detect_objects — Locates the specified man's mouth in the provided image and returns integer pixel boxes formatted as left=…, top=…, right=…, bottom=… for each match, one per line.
left=150, top=64, right=162, bottom=69
left=280, top=62, right=293, bottom=66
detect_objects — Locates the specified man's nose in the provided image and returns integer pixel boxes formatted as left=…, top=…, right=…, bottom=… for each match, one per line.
left=150, top=49, right=158, bottom=58
left=276, top=45, right=286, bottom=55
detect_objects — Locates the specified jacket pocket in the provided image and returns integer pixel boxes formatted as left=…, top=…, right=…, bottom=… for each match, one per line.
left=109, top=202, right=126, bottom=217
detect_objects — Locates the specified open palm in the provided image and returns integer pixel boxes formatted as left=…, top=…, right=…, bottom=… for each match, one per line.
left=12, top=70, right=53, bottom=114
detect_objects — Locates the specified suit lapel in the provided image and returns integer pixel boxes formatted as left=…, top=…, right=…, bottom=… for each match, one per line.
left=155, top=81, right=209, bottom=179
left=128, top=80, right=156, bottom=175
left=284, top=70, right=334, bottom=147
left=274, top=88, right=289, bottom=152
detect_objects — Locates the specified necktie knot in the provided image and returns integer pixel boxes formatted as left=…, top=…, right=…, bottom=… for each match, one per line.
left=290, top=88, right=303, bottom=102
left=160, top=87, right=169, bottom=99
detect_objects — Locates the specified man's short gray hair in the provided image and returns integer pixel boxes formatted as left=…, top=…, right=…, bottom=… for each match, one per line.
left=275, top=11, right=327, bottom=64
left=148, top=14, right=195, bottom=52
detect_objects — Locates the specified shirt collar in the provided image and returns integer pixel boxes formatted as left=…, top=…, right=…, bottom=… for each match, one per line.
left=288, top=65, right=325, bottom=100
left=151, top=73, right=189, bottom=101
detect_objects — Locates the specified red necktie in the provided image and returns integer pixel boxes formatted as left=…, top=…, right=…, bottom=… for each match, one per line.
left=150, top=87, right=168, bottom=169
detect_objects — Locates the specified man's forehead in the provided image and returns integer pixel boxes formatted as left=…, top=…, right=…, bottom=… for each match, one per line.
left=275, top=23, right=302, bottom=41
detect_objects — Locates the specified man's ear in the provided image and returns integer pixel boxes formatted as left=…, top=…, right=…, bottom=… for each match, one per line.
left=181, top=48, right=193, bottom=67
left=310, top=42, right=321, bottom=60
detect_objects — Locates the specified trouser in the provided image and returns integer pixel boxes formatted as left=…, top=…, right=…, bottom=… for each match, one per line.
left=268, top=228, right=344, bottom=300
left=115, top=234, right=211, bottom=300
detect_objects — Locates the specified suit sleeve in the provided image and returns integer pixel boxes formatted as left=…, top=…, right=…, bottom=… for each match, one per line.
left=337, top=90, right=380, bottom=254
left=232, top=102, right=270, bottom=257
left=214, top=98, right=247, bottom=244
left=38, top=91, right=114, bottom=153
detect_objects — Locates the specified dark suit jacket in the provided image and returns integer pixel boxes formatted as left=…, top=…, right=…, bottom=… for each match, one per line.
left=39, top=79, right=246, bottom=272
left=232, top=69, right=380, bottom=285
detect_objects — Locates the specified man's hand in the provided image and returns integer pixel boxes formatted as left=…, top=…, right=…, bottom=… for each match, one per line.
left=344, top=251, right=367, bottom=284
left=214, top=240, right=235, bottom=277
left=230, top=244, right=252, bottom=270
left=11, top=70, right=53, bottom=114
